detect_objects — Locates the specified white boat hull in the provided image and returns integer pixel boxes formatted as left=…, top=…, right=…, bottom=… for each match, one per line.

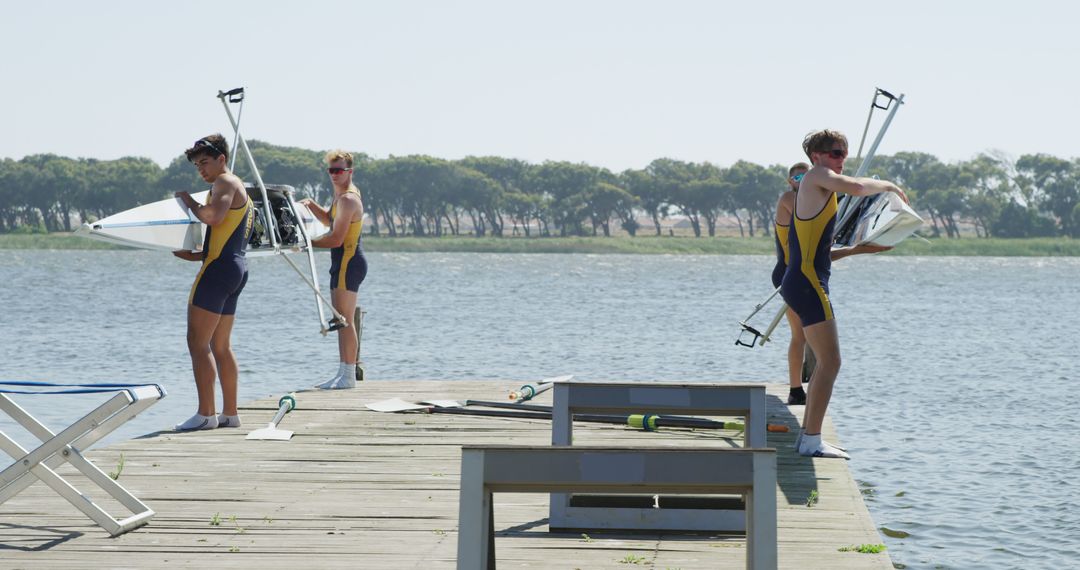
left=849, top=193, right=924, bottom=247
left=76, top=191, right=207, bottom=251
left=76, top=185, right=327, bottom=255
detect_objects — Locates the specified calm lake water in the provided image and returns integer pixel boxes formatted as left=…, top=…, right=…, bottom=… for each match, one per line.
left=2, top=250, right=1078, bottom=569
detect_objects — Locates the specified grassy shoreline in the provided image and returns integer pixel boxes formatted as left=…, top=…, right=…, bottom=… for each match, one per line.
left=2, top=233, right=1078, bottom=256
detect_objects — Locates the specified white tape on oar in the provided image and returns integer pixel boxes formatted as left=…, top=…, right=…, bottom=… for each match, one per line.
left=509, top=374, right=573, bottom=403
left=420, top=400, right=465, bottom=408
left=365, top=398, right=430, bottom=412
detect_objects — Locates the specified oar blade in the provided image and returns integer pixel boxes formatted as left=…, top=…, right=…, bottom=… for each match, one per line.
left=246, top=423, right=294, bottom=440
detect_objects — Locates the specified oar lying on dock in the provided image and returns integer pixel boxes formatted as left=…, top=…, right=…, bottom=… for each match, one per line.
left=507, top=374, right=572, bottom=403
left=246, top=393, right=297, bottom=440
left=364, top=398, right=789, bottom=433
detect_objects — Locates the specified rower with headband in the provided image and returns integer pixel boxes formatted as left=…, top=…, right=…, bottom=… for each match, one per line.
left=172, top=133, right=254, bottom=431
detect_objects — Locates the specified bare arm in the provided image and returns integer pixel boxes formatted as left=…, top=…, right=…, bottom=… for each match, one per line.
left=819, top=169, right=909, bottom=203
left=311, top=195, right=361, bottom=249
left=299, top=198, right=331, bottom=225
left=175, top=179, right=237, bottom=226
left=774, top=191, right=794, bottom=225
left=172, top=250, right=202, bottom=261
left=830, top=243, right=893, bottom=262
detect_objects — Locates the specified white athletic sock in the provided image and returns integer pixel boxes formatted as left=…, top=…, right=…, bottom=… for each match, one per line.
left=315, top=364, right=347, bottom=389
left=796, top=429, right=846, bottom=452
left=175, top=413, right=218, bottom=432
left=798, top=433, right=850, bottom=460
left=332, top=370, right=357, bottom=389
left=217, top=414, right=241, bottom=428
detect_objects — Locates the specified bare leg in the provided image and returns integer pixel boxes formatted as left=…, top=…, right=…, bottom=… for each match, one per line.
left=211, top=314, right=238, bottom=416
left=800, top=319, right=841, bottom=435
left=187, top=305, right=222, bottom=417
left=332, top=288, right=359, bottom=365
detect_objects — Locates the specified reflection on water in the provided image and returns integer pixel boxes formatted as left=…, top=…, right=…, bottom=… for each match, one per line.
left=1, top=250, right=1078, bottom=568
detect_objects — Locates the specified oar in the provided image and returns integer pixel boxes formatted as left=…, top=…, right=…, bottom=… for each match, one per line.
left=463, top=399, right=551, bottom=412
left=366, top=397, right=790, bottom=433
left=423, top=405, right=788, bottom=432
left=246, top=393, right=297, bottom=440
left=483, top=400, right=789, bottom=432
left=507, top=374, right=572, bottom=403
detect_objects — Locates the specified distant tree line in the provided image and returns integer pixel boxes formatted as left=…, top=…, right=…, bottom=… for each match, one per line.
left=1, top=141, right=1078, bottom=238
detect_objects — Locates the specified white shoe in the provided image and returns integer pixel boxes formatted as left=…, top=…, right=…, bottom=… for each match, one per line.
left=795, top=430, right=847, bottom=452
left=175, top=414, right=218, bottom=432
left=315, top=373, right=344, bottom=390
left=217, top=414, right=242, bottom=428
left=331, top=375, right=356, bottom=390
left=798, top=433, right=850, bottom=460
left=317, top=374, right=356, bottom=390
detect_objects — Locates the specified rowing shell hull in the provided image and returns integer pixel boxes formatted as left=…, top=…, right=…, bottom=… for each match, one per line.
left=76, top=187, right=327, bottom=255
left=849, top=192, right=924, bottom=247
left=75, top=191, right=209, bottom=252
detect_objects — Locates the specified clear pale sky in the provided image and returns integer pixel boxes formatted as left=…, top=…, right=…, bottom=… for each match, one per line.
left=2, top=1, right=1076, bottom=172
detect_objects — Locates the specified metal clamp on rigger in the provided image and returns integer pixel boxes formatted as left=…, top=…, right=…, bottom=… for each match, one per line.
left=217, top=87, right=245, bottom=103
left=734, top=286, right=781, bottom=348
left=327, top=316, right=348, bottom=332
left=735, top=322, right=764, bottom=348
left=872, top=87, right=898, bottom=111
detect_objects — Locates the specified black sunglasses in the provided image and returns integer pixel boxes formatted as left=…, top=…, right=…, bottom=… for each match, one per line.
left=193, top=139, right=223, bottom=156
left=328, top=167, right=353, bottom=175
left=823, top=149, right=847, bottom=159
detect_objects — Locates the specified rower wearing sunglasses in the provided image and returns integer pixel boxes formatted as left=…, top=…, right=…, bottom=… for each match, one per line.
left=300, top=151, right=368, bottom=390
left=780, top=129, right=907, bottom=459
left=172, top=134, right=255, bottom=431
left=774, top=161, right=897, bottom=407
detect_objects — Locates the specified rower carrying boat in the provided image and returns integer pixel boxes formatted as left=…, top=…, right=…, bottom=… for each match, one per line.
left=735, top=87, right=923, bottom=349
left=75, top=88, right=347, bottom=335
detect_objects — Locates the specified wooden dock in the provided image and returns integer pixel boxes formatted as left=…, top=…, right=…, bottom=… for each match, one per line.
left=1, top=380, right=891, bottom=569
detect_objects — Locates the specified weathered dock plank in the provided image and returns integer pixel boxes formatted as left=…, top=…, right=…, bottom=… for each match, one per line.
left=1, top=380, right=891, bottom=569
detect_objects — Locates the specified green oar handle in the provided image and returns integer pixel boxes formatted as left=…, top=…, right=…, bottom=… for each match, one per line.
left=627, top=414, right=659, bottom=431
left=270, top=393, right=297, bottom=427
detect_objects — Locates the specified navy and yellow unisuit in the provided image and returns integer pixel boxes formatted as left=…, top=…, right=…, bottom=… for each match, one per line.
left=329, top=189, right=368, bottom=292
left=771, top=219, right=791, bottom=289
left=188, top=193, right=254, bottom=315
left=780, top=192, right=837, bottom=327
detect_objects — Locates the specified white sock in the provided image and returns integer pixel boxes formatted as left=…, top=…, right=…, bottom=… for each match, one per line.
left=798, top=432, right=850, bottom=460
left=175, top=413, right=218, bottom=432
left=796, top=429, right=846, bottom=452
left=315, top=363, right=347, bottom=389
left=332, top=368, right=357, bottom=389
left=217, top=414, right=241, bottom=428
